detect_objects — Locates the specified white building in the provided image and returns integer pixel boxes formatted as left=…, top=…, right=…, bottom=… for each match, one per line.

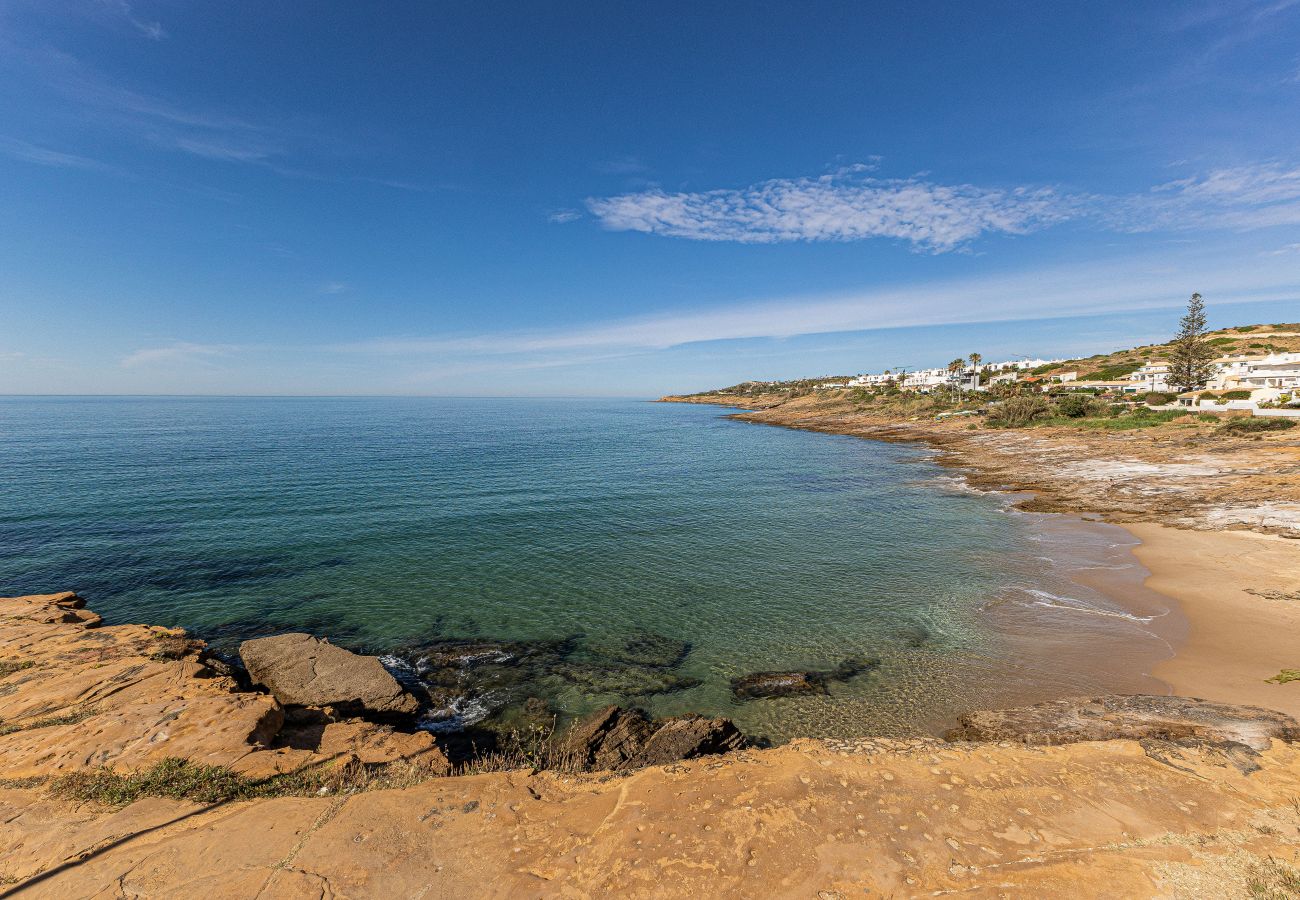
left=1127, top=361, right=1171, bottom=392
left=1208, top=352, right=1300, bottom=402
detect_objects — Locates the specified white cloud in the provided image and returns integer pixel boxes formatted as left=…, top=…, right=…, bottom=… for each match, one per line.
left=584, top=161, right=1300, bottom=251
left=120, top=342, right=238, bottom=368
left=337, top=247, right=1300, bottom=358
left=0, top=136, right=113, bottom=171
left=548, top=209, right=582, bottom=224
left=319, top=281, right=348, bottom=294
left=100, top=0, right=166, bottom=40
left=586, top=167, right=1069, bottom=252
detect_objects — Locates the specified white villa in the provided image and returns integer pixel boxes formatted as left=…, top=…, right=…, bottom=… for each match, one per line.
left=1209, top=352, right=1300, bottom=398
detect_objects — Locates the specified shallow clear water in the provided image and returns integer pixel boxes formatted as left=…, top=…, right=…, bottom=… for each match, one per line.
left=0, top=396, right=1174, bottom=741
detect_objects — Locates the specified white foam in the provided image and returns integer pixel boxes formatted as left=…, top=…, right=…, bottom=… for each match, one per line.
left=1020, top=588, right=1159, bottom=623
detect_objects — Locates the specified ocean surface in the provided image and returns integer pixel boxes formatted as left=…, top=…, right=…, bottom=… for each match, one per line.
left=0, top=396, right=1177, bottom=742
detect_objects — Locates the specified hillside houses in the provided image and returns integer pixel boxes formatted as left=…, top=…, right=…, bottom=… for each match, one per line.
left=814, top=349, right=1300, bottom=409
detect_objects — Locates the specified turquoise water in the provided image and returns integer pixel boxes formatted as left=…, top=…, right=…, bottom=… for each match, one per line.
left=0, top=397, right=1171, bottom=741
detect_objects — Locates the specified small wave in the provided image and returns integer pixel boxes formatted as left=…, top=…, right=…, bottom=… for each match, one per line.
left=1019, top=588, right=1158, bottom=623
left=417, top=693, right=497, bottom=733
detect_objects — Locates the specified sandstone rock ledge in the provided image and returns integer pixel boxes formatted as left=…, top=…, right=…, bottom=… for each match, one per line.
left=0, top=592, right=447, bottom=781
left=4, top=593, right=1300, bottom=898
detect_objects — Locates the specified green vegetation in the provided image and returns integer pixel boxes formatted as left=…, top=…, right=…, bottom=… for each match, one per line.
left=987, top=396, right=1051, bottom=427
left=1206, top=336, right=1238, bottom=346
left=1221, top=417, right=1296, bottom=434
left=1234, top=325, right=1258, bottom=332
left=0, top=659, right=35, bottom=678
left=1081, top=361, right=1141, bottom=381
left=1246, top=854, right=1300, bottom=900
left=1143, top=392, right=1175, bottom=405
left=1220, top=390, right=1253, bottom=400
left=1265, top=670, right=1300, bottom=685
left=49, top=756, right=445, bottom=808
left=0, top=705, right=100, bottom=736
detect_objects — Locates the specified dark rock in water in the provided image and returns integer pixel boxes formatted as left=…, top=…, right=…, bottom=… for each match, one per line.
left=894, top=623, right=933, bottom=649
left=489, top=696, right=556, bottom=734
left=581, top=631, right=691, bottom=668
left=628, top=714, right=745, bottom=767
left=562, top=705, right=747, bottom=771
left=946, top=695, right=1300, bottom=750
left=731, top=670, right=828, bottom=700
left=239, top=633, right=419, bottom=717
left=416, top=640, right=521, bottom=672
left=731, top=656, right=878, bottom=701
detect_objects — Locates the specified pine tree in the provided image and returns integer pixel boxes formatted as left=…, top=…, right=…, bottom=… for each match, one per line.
left=1167, top=292, right=1216, bottom=392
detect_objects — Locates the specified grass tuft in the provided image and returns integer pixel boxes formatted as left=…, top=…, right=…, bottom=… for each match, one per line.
left=1266, top=670, right=1300, bottom=685
left=48, top=756, right=448, bottom=808
left=0, top=660, right=35, bottom=678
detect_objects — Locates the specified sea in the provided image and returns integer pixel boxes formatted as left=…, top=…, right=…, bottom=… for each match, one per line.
left=0, top=396, right=1180, bottom=743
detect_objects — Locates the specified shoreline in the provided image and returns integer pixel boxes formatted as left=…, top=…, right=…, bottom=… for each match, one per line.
left=665, top=396, right=1300, bottom=719
left=1128, top=523, right=1300, bottom=718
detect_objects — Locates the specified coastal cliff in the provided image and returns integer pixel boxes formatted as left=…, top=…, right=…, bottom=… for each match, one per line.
left=4, top=592, right=1300, bottom=897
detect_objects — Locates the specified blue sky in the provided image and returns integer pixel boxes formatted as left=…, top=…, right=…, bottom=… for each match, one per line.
left=2, top=1, right=1299, bottom=396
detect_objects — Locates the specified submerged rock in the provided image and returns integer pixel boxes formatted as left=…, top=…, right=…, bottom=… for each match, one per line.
left=415, top=640, right=522, bottom=671
left=552, top=662, right=702, bottom=697
left=731, top=656, right=878, bottom=701
left=731, top=670, right=827, bottom=700
left=240, top=633, right=419, bottom=717
left=561, top=705, right=746, bottom=771
left=946, top=695, right=1300, bottom=750
left=580, top=631, right=692, bottom=668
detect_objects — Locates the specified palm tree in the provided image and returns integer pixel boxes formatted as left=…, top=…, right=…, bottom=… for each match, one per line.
left=947, top=358, right=966, bottom=397
left=968, top=353, right=983, bottom=390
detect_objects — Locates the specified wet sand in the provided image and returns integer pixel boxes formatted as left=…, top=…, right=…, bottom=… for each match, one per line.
left=1127, top=523, right=1300, bottom=718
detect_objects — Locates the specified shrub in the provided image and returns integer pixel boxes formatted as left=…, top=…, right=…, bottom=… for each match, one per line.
left=1233, top=325, right=1257, bottom=332
left=1221, top=417, right=1296, bottom=434
left=988, top=396, right=1051, bottom=427
left=1143, top=392, right=1175, bottom=405
left=1219, top=390, right=1252, bottom=401
left=1056, top=394, right=1091, bottom=418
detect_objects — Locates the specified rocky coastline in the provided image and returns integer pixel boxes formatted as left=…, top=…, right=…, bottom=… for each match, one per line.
left=4, top=590, right=1300, bottom=895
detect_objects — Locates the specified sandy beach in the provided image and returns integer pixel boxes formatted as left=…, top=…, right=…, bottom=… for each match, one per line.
left=1128, top=523, right=1300, bottom=718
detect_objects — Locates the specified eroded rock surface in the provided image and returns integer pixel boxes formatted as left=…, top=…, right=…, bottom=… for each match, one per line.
left=240, top=632, right=419, bottom=716
left=562, top=705, right=745, bottom=770
left=947, top=694, right=1300, bottom=749
left=0, top=594, right=447, bottom=781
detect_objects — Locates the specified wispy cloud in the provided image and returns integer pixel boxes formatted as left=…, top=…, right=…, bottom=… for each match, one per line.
left=595, top=156, right=650, bottom=176
left=7, top=45, right=289, bottom=167
left=121, top=342, right=238, bottom=368
left=548, top=209, right=582, bottom=224
left=99, top=0, right=166, bottom=40
left=0, top=136, right=114, bottom=171
left=584, top=161, right=1300, bottom=251
left=586, top=165, right=1069, bottom=252
left=337, top=248, right=1300, bottom=360
left=319, top=281, right=348, bottom=295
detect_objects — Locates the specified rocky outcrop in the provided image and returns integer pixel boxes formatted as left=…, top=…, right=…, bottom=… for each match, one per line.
left=946, top=694, right=1300, bottom=750
left=240, top=633, right=419, bottom=717
left=562, top=705, right=745, bottom=770
left=0, top=593, right=447, bottom=781
left=731, top=655, right=877, bottom=700
left=629, top=714, right=745, bottom=766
